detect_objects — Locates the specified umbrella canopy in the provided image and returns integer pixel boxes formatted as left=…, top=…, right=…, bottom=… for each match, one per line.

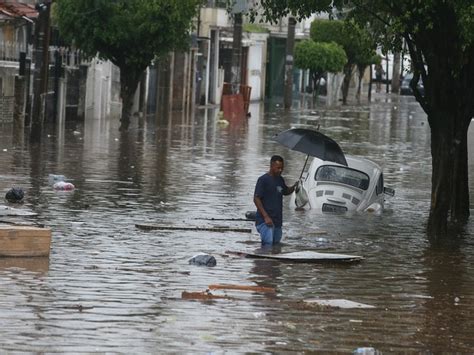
left=273, top=128, right=348, bottom=166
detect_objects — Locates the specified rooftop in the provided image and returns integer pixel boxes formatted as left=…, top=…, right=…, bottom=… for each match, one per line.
left=0, top=1, right=37, bottom=20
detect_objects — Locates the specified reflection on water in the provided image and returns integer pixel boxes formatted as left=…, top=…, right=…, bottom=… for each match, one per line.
left=0, top=95, right=473, bottom=352
left=0, top=257, right=49, bottom=273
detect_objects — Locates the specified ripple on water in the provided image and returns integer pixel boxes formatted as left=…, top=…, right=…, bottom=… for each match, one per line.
left=0, top=99, right=473, bottom=352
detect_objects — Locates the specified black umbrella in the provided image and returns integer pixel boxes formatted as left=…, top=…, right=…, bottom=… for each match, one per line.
left=273, top=128, right=347, bottom=166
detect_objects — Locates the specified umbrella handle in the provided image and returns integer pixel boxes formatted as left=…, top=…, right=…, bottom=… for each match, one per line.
left=298, top=155, right=310, bottom=181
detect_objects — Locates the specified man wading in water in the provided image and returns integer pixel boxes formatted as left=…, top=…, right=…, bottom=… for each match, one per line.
left=253, top=155, right=297, bottom=246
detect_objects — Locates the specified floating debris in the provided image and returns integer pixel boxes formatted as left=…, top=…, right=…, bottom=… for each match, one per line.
left=136, top=224, right=252, bottom=233
left=304, top=299, right=375, bottom=309
left=188, top=254, right=216, bottom=267
left=5, top=187, right=24, bottom=203
left=181, top=291, right=232, bottom=301
left=226, top=250, right=364, bottom=263
left=208, top=284, right=275, bottom=293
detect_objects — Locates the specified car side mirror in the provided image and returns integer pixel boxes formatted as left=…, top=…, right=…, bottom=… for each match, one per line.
left=384, top=187, right=395, bottom=196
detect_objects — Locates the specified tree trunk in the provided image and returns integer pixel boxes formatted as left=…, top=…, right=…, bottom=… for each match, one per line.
left=368, top=64, right=373, bottom=102
left=400, top=2, right=474, bottom=239
left=356, top=65, right=364, bottom=101
left=119, top=68, right=143, bottom=131
left=311, top=73, right=322, bottom=100
left=427, top=110, right=471, bottom=238
left=313, top=77, right=321, bottom=100
left=391, top=51, right=401, bottom=94
left=341, top=63, right=353, bottom=104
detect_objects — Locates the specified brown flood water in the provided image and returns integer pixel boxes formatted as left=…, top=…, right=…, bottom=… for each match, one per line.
left=0, top=94, right=473, bottom=352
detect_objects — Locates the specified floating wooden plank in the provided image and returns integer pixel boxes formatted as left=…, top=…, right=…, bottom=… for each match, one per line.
left=226, top=250, right=363, bottom=263
left=308, top=230, right=328, bottom=236
left=181, top=291, right=233, bottom=300
left=0, top=219, right=45, bottom=228
left=194, top=217, right=254, bottom=222
left=208, top=284, right=276, bottom=293
left=0, top=206, right=37, bottom=217
left=136, top=224, right=252, bottom=233
left=61, top=304, right=94, bottom=312
left=304, top=299, right=375, bottom=309
left=0, top=226, right=51, bottom=257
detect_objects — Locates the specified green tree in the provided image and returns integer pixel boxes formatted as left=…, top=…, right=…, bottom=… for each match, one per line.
left=294, top=40, right=347, bottom=98
left=54, top=0, right=201, bottom=131
left=310, top=19, right=376, bottom=104
left=251, top=0, right=474, bottom=238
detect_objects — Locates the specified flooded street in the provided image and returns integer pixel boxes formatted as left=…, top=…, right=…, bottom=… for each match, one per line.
left=0, top=94, right=473, bottom=352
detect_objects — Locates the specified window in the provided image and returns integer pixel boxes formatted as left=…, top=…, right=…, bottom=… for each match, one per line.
left=315, top=165, right=370, bottom=190
left=376, top=173, right=384, bottom=195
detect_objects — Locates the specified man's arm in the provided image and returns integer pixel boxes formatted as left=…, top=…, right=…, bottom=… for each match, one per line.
left=283, top=181, right=298, bottom=196
left=254, top=195, right=273, bottom=226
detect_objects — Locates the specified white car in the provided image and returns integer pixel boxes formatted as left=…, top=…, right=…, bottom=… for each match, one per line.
left=273, top=128, right=394, bottom=214
left=290, top=155, right=394, bottom=213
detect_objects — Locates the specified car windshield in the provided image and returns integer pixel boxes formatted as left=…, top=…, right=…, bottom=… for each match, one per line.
left=315, top=165, right=370, bottom=190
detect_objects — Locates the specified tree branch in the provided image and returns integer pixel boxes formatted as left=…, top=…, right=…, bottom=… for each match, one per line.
left=404, top=33, right=431, bottom=115
left=350, top=0, right=392, bottom=27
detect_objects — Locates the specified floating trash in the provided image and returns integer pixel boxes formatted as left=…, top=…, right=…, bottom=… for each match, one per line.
left=5, top=187, right=24, bottom=203
left=53, top=181, right=75, bottom=191
left=304, top=299, right=375, bottom=309
left=48, top=174, right=66, bottom=184
left=188, top=254, right=216, bottom=267
left=353, top=347, right=379, bottom=354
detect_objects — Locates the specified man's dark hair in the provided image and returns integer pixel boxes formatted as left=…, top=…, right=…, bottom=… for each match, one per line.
left=270, top=155, right=284, bottom=164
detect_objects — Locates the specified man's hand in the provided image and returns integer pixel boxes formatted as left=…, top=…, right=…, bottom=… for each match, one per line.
left=293, top=181, right=300, bottom=193
left=254, top=195, right=273, bottom=226
left=264, top=215, right=273, bottom=226
left=285, top=181, right=299, bottom=195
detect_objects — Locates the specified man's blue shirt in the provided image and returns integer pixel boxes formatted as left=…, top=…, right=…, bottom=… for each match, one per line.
left=254, top=173, right=289, bottom=227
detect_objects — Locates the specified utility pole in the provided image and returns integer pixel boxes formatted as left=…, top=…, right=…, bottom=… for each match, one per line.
left=30, top=0, right=51, bottom=142
left=230, top=12, right=243, bottom=94
left=284, top=17, right=296, bottom=109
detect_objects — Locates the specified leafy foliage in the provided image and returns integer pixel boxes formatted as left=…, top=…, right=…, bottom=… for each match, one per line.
left=294, top=40, right=347, bottom=75
left=309, top=18, right=376, bottom=103
left=54, top=0, right=201, bottom=130
left=310, top=19, right=376, bottom=67
left=54, top=0, right=201, bottom=70
left=248, top=0, right=344, bottom=24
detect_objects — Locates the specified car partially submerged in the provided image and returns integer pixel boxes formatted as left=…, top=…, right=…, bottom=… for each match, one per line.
left=273, top=128, right=394, bottom=213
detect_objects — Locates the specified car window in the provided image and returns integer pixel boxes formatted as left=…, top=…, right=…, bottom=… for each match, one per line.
left=376, top=174, right=384, bottom=195
left=315, top=165, right=370, bottom=190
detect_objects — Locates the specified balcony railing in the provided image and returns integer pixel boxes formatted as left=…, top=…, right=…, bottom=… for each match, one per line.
left=0, top=41, right=28, bottom=61
left=49, top=46, right=89, bottom=67
left=0, top=41, right=90, bottom=68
